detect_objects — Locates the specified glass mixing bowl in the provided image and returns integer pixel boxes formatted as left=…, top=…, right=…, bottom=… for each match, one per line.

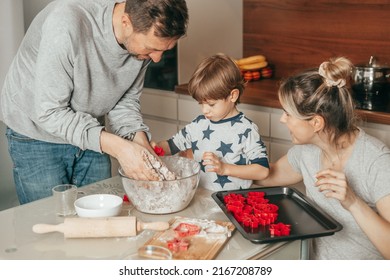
left=119, top=156, right=200, bottom=214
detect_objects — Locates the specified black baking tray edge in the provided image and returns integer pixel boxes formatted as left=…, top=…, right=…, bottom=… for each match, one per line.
left=212, top=187, right=343, bottom=244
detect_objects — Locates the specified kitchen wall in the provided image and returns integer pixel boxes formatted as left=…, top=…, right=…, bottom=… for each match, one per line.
left=23, top=0, right=53, bottom=29
left=177, top=0, right=243, bottom=84
left=0, top=0, right=25, bottom=210
left=243, top=0, right=390, bottom=79
left=0, top=0, right=53, bottom=211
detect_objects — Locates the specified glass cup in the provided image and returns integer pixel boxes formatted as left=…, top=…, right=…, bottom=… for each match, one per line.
left=122, top=245, right=173, bottom=260
left=52, top=184, right=78, bottom=216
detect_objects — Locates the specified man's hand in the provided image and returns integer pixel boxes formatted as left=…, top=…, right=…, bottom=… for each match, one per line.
left=100, top=130, right=159, bottom=180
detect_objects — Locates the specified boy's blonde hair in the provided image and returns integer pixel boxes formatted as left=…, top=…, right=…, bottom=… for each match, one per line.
left=188, top=53, right=245, bottom=104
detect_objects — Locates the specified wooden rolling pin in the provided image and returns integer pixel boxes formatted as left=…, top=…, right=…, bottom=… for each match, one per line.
left=32, top=216, right=169, bottom=238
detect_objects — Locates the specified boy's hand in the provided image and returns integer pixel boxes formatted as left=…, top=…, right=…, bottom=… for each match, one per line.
left=202, top=152, right=225, bottom=175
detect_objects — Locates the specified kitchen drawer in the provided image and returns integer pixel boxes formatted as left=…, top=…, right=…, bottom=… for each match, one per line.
left=240, top=108, right=270, bottom=137
left=178, top=98, right=271, bottom=138
left=270, top=110, right=291, bottom=140
left=270, top=141, right=293, bottom=162
left=270, top=141, right=306, bottom=195
left=178, top=98, right=201, bottom=123
left=263, top=140, right=270, bottom=156
left=140, top=89, right=178, bottom=120
left=143, top=118, right=178, bottom=141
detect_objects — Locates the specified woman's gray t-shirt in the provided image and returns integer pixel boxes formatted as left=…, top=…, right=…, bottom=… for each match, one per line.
left=287, top=129, right=390, bottom=259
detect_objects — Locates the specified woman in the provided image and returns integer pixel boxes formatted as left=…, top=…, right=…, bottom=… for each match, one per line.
left=255, top=57, right=390, bottom=259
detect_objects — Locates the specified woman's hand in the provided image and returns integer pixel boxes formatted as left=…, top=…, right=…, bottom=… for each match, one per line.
left=315, top=168, right=359, bottom=210
left=316, top=169, right=390, bottom=259
left=202, top=152, right=225, bottom=175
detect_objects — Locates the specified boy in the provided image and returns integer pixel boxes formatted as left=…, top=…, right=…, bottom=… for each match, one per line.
left=154, top=53, right=269, bottom=191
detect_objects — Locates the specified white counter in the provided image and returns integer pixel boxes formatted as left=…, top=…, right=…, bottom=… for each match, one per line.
left=0, top=176, right=308, bottom=260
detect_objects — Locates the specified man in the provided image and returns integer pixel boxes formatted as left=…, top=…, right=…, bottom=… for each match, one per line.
left=0, top=0, right=188, bottom=204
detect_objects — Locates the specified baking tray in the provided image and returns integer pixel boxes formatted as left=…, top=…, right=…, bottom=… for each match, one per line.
left=212, top=187, right=343, bottom=244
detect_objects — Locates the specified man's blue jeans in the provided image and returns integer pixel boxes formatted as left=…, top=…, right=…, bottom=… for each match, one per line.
left=6, top=128, right=111, bottom=204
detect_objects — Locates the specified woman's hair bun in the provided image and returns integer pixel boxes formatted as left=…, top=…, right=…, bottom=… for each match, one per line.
left=318, top=57, right=353, bottom=88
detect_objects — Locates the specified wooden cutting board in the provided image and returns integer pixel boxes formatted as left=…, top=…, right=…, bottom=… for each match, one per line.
left=143, top=216, right=235, bottom=260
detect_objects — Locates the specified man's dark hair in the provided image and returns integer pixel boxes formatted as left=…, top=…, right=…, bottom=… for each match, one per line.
left=125, top=0, right=188, bottom=38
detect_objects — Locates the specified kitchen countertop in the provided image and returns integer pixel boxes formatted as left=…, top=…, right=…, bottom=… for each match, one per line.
left=0, top=176, right=307, bottom=260
left=175, top=80, right=390, bottom=125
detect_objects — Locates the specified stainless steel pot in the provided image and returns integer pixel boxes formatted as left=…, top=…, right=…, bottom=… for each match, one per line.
left=352, top=56, right=390, bottom=111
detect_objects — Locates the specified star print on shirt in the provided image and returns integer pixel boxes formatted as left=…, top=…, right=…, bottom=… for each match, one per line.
left=199, top=159, right=206, bottom=173
left=216, top=141, right=233, bottom=156
left=230, top=115, right=243, bottom=126
left=191, top=140, right=199, bottom=152
left=202, top=125, right=215, bottom=140
left=235, top=154, right=246, bottom=165
left=243, top=116, right=253, bottom=124
left=257, top=139, right=265, bottom=146
left=194, top=115, right=205, bottom=123
left=180, top=127, right=188, bottom=138
left=214, top=175, right=232, bottom=188
left=238, top=128, right=252, bottom=143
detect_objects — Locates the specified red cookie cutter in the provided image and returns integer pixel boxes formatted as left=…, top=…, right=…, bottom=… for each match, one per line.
left=174, top=223, right=201, bottom=238
left=154, top=146, right=165, bottom=156
left=167, top=237, right=189, bottom=252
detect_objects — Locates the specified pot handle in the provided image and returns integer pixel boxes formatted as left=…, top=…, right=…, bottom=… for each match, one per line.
left=368, top=56, right=376, bottom=67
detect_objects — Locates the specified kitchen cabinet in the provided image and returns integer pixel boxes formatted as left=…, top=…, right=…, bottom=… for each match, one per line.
left=139, top=88, right=179, bottom=141
left=141, top=89, right=294, bottom=166
left=269, top=110, right=296, bottom=161
left=141, top=87, right=390, bottom=195
left=236, top=103, right=272, bottom=158
left=178, top=94, right=271, bottom=135
left=238, top=103, right=271, bottom=137
left=142, top=90, right=291, bottom=175
left=110, top=88, right=179, bottom=176
left=143, top=118, right=178, bottom=142
left=176, top=81, right=390, bottom=147
left=178, top=96, right=201, bottom=125
left=140, top=88, right=178, bottom=120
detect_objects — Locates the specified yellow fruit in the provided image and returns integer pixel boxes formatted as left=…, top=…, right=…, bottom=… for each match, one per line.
left=236, top=55, right=266, bottom=66
left=239, top=61, right=268, bottom=71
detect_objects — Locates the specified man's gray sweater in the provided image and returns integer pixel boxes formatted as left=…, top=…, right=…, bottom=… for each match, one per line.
left=1, top=0, right=150, bottom=152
